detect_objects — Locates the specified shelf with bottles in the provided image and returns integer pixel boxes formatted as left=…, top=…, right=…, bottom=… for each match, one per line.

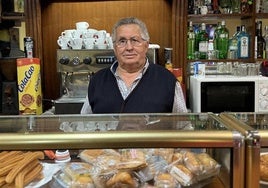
left=188, top=13, right=252, bottom=22
left=187, top=20, right=252, bottom=62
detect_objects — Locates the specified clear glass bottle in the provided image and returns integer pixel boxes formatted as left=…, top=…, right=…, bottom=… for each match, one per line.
left=196, top=23, right=209, bottom=59
left=215, top=20, right=229, bottom=59
left=255, top=21, right=266, bottom=59
left=187, top=21, right=195, bottom=60
left=264, top=25, right=268, bottom=58
left=237, top=25, right=250, bottom=59
left=228, top=26, right=240, bottom=59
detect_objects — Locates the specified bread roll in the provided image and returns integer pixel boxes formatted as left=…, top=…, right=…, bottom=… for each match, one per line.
left=106, top=171, right=136, bottom=188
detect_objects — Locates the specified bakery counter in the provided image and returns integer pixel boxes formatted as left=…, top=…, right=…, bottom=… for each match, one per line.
left=220, top=112, right=268, bottom=188
left=0, top=113, right=244, bottom=187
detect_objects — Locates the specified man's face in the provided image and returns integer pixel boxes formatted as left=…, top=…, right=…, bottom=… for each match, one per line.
left=113, top=24, right=149, bottom=70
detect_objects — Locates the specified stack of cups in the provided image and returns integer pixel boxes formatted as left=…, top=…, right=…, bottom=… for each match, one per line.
left=57, top=21, right=113, bottom=50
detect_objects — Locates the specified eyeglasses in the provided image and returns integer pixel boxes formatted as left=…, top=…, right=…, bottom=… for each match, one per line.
left=114, top=37, right=146, bottom=48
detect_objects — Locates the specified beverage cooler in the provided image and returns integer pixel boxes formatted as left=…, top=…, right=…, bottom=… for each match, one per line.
left=0, top=113, right=245, bottom=187
left=219, top=112, right=268, bottom=188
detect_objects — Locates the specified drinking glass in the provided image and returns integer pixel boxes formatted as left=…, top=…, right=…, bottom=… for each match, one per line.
left=219, top=0, right=231, bottom=14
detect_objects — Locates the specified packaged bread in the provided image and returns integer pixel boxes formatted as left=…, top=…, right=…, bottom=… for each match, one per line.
left=106, top=171, right=137, bottom=188
left=63, top=162, right=94, bottom=188
left=172, top=152, right=183, bottom=163
left=196, top=153, right=220, bottom=172
left=183, top=151, right=203, bottom=175
left=169, top=164, right=195, bottom=186
left=154, top=172, right=177, bottom=187
left=79, top=149, right=120, bottom=165
left=120, top=149, right=146, bottom=162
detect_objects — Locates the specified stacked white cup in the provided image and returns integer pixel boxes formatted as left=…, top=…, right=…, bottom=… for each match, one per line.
left=57, top=21, right=113, bottom=50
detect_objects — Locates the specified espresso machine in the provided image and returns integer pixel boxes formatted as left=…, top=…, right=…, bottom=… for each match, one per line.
left=55, top=45, right=159, bottom=114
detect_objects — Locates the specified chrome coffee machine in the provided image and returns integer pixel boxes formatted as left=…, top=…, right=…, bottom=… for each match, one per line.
left=55, top=45, right=159, bottom=114
left=55, top=49, right=115, bottom=114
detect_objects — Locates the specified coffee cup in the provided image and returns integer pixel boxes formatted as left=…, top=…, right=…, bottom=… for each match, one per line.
left=200, top=6, right=208, bottom=15
left=76, top=21, right=89, bottom=30
left=68, top=38, right=83, bottom=49
left=61, top=29, right=75, bottom=38
left=94, top=30, right=107, bottom=39
left=83, top=29, right=97, bottom=39
left=57, top=36, right=70, bottom=49
left=83, top=38, right=95, bottom=49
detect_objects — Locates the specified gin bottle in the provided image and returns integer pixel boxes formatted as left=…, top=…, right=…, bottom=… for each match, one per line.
left=187, top=21, right=195, bottom=60
left=255, top=21, right=265, bottom=59
left=264, top=25, right=268, bottom=58
left=196, top=23, right=209, bottom=59
left=228, top=26, right=240, bottom=59
left=237, top=25, right=250, bottom=59
left=215, top=20, right=229, bottom=59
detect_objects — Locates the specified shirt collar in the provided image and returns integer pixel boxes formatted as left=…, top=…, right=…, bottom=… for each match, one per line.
left=110, top=58, right=149, bottom=76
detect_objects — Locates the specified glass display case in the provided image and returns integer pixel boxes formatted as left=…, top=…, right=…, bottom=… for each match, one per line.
left=0, top=113, right=245, bottom=187
left=220, top=112, right=268, bottom=188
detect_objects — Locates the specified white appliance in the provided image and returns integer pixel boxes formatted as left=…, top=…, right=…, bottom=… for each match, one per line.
left=189, top=75, right=268, bottom=113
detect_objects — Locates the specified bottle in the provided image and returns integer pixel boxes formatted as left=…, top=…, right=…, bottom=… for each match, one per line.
left=213, top=22, right=221, bottom=50
left=255, top=21, right=266, bottom=59
left=264, top=25, right=268, bottom=58
left=187, top=21, right=195, bottom=60
left=196, top=23, right=209, bottom=59
left=165, top=59, right=173, bottom=72
left=237, top=25, right=250, bottom=59
left=228, top=26, right=240, bottom=59
left=215, top=20, right=229, bottom=59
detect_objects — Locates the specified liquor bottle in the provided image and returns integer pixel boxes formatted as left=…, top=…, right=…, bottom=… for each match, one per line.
left=196, top=23, right=209, bottom=59
left=228, top=26, right=240, bottom=59
left=264, top=25, right=268, bottom=58
left=187, top=21, right=195, bottom=60
left=255, top=21, right=265, bottom=59
left=213, top=22, right=221, bottom=50
left=215, top=20, right=229, bottom=59
left=237, top=25, right=250, bottom=59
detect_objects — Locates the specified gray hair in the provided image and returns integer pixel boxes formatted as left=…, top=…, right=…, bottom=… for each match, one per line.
left=111, top=17, right=150, bottom=42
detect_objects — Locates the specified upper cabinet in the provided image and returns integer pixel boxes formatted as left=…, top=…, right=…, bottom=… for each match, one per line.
left=0, top=0, right=26, bottom=59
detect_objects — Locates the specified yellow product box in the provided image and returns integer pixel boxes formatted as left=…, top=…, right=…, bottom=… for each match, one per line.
left=17, top=58, right=43, bottom=115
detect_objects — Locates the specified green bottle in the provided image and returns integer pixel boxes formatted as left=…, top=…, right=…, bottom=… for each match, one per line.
left=187, top=21, right=195, bottom=60
left=196, top=23, right=209, bottom=59
left=215, top=20, right=229, bottom=59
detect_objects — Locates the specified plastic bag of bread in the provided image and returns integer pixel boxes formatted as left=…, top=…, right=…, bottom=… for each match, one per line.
left=154, top=172, right=179, bottom=188
left=182, top=151, right=203, bottom=175
left=79, top=149, right=120, bottom=165
left=196, top=153, right=221, bottom=174
left=195, top=153, right=221, bottom=182
left=120, top=149, right=146, bottom=162
left=146, top=155, right=169, bottom=177
left=151, top=148, right=175, bottom=163
left=169, top=164, right=195, bottom=186
left=117, top=149, right=147, bottom=171
left=63, top=162, right=94, bottom=187
left=105, top=171, right=138, bottom=188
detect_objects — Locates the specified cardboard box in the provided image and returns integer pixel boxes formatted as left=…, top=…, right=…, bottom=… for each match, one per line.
left=17, top=58, right=43, bottom=115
